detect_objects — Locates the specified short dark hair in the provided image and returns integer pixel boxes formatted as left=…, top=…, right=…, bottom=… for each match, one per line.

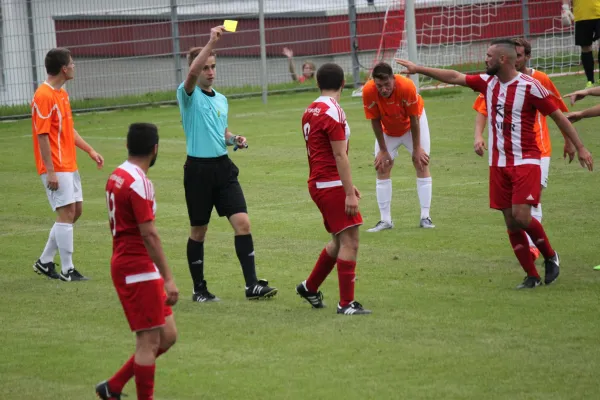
left=490, top=38, right=517, bottom=48
left=372, top=62, right=394, bottom=80
left=316, top=63, right=345, bottom=91
left=127, top=123, right=159, bottom=156
left=512, top=37, right=532, bottom=56
left=187, top=47, right=217, bottom=67
left=45, top=48, right=72, bottom=76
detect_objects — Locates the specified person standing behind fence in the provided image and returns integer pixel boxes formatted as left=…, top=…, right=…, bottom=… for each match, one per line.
left=176, top=26, right=278, bottom=302
left=31, top=47, right=104, bottom=282
left=283, top=47, right=316, bottom=83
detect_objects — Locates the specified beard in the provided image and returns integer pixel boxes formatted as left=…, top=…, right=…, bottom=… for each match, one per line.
left=149, top=153, right=158, bottom=168
left=485, top=63, right=500, bottom=76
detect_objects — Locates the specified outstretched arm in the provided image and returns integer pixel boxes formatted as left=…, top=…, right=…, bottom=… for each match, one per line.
left=395, top=58, right=467, bottom=86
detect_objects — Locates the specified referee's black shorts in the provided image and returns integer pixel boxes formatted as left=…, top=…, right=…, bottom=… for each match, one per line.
left=575, top=19, right=600, bottom=47
left=183, top=155, right=248, bottom=227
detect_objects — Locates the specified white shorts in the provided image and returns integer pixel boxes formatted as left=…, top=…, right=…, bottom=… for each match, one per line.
left=374, top=109, right=431, bottom=160
left=40, top=171, right=83, bottom=211
left=541, top=157, right=550, bottom=188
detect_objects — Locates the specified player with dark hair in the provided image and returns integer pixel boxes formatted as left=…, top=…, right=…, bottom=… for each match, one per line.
left=177, top=26, right=277, bottom=302
left=362, top=61, right=434, bottom=232
left=396, top=39, right=593, bottom=288
left=296, top=62, right=371, bottom=315
left=97, top=123, right=179, bottom=400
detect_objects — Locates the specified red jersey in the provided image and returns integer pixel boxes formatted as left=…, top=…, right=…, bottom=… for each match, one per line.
left=465, top=73, right=558, bottom=167
left=302, top=96, right=350, bottom=188
left=105, top=161, right=157, bottom=278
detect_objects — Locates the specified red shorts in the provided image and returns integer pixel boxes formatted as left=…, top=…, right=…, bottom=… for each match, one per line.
left=309, top=185, right=363, bottom=234
left=489, top=165, right=541, bottom=210
left=112, top=271, right=172, bottom=332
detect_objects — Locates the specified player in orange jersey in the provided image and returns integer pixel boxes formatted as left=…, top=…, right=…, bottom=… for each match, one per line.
left=472, top=38, right=573, bottom=261
left=362, top=62, right=434, bottom=231
left=31, top=48, right=104, bottom=281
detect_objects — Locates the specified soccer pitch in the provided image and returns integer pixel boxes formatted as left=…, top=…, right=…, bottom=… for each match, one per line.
left=1, top=76, right=599, bottom=399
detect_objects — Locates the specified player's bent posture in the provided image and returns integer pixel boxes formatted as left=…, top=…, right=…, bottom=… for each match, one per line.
left=177, top=26, right=277, bottom=302
left=31, top=47, right=104, bottom=281
left=362, top=62, right=434, bottom=231
left=472, top=38, right=572, bottom=261
left=396, top=39, right=594, bottom=289
left=296, top=63, right=371, bottom=315
left=97, top=123, right=179, bottom=400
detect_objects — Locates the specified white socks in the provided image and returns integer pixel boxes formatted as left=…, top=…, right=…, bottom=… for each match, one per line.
left=40, top=223, right=58, bottom=264
left=527, top=204, right=543, bottom=247
left=54, top=222, right=74, bottom=273
left=416, top=177, right=432, bottom=219
left=376, top=178, right=392, bottom=223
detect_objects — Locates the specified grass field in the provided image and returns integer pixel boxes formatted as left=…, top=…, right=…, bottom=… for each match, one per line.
left=1, top=75, right=600, bottom=400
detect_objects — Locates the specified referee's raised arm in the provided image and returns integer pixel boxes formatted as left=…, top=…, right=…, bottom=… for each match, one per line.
left=184, top=26, right=225, bottom=95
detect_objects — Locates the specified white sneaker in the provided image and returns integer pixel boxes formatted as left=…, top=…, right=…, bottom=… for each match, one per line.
left=419, top=217, right=435, bottom=228
left=366, top=220, right=394, bottom=232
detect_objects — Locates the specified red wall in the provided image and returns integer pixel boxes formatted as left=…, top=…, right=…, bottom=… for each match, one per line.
left=55, top=1, right=564, bottom=58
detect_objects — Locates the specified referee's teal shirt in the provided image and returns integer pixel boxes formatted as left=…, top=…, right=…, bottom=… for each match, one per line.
left=177, top=83, right=229, bottom=158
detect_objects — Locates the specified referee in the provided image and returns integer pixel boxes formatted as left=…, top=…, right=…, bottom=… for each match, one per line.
left=176, top=26, right=277, bottom=302
left=562, top=0, right=600, bottom=87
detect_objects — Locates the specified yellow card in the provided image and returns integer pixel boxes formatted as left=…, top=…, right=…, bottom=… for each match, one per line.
left=224, top=20, right=238, bottom=32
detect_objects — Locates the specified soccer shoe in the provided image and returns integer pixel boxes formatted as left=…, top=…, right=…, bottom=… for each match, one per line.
left=544, top=252, right=560, bottom=285
left=192, top=281, right=220, bottom=302
left=337, top=301, right=372, bottom=315
left=586, top=81, right=595, bottom=89
left=366, top=220, right=393, bottom=232
left=419, top=217, right=435, bottom=229
left=33, top=259, right=60, bottom=279
left=515, top=276, right=542, bottom=289
left=296, top=281, right=325, bottom=308
left=246, top=279, right=278, bottom=300
left=59, top=268, right=89, bottom=282
left=95, top=380, right=123, bottom=400
left=530, top=246, right=541, bottom=262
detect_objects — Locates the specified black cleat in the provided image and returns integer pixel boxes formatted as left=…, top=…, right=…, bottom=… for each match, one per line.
left=544, top=252, right=560, bottom=285
left=192, top=280, right=220, bottom=302
left=516, top=276, right=542, bottom=289
left=337, top=301, right=372, bottom=315
left=33, top=259, right=59, bottom=279
left=95, top=380, right=122, bottom=400
left=59, top=268, right=89, bottom=282
left=296, top=281, right=325, bottom=308
left=246, top=279, right=278, bottom=300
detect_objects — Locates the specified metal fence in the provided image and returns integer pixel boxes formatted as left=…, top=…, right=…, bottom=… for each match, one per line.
left=0, top=0, right=582, bottom=114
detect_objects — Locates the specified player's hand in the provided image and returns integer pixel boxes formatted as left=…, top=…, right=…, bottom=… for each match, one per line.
left=394, top=58, right=419, bottom=75
left=563, top=89, right=587, bottom=106
left=577, top=146, right=594, bottom=171
left=561, top=4, right=574, bottom=27
left=474, top=135, right=487, bottom=157
left=353, top=185, right=361, bottom=200
left=345, top=193, right=359, bottom=216
left=209, top=25, right=225, bottom=43
left=412, top=146, right=429, bottom=170
left=374, top=150, right=393, bottom=171
left=88, top=149, right=104, bottom=169
left=565, top=111, right=584, bottom=123
left=563, top=139, right=576, bottom=163
left=234, top=135, right=248, bottom=149
left=46, top=171, right=59, bottom=191
left=164, top=279, right=179, bottom=306
left=282, top=47, right=293, bottom=58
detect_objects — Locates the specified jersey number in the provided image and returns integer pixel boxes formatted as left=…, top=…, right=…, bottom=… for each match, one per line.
left=303, top=122, right=311, bottom=156
left=106, top=191, right=116, bottom=237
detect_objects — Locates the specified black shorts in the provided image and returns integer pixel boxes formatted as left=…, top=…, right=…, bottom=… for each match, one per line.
left=575, top=19, right=600, bottom=47
left=183, top=155, right=247, bottom=227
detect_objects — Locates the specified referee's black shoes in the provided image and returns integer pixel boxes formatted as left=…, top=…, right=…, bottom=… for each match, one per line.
left=246, top=279, right=278, bottom=300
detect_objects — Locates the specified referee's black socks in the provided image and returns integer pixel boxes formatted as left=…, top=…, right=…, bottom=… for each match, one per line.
left=235, top=234, right=258, bottom=287
left=187, top=238, right=205, bottom=290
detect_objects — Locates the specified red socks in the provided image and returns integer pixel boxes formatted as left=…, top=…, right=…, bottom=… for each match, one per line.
left=134, top=363, right=155, bottom=400
left=306, top=248, right=336, bottom=292
left=508, top=229, right=540, bottom=278
left=337, top=259, right=356, bottom=307
left=523, top=218, right=556, bottom=259
left=108, top=348, right=167, bottom=394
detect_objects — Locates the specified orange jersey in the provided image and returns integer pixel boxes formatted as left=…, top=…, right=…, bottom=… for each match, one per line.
left=31, top=82, right=77, bottom=175
left=472, top=70, right=568, bottom=157
left=362, top=74, right=424, bottom=137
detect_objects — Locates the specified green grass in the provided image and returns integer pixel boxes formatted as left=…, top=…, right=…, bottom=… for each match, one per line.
left=1, top=74, right=600, bottom=399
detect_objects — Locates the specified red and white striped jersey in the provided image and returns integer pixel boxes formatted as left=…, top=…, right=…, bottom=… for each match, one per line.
left=301, top=96, right=351, bottom=187
left=466, top=73, right=558, bottom=167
